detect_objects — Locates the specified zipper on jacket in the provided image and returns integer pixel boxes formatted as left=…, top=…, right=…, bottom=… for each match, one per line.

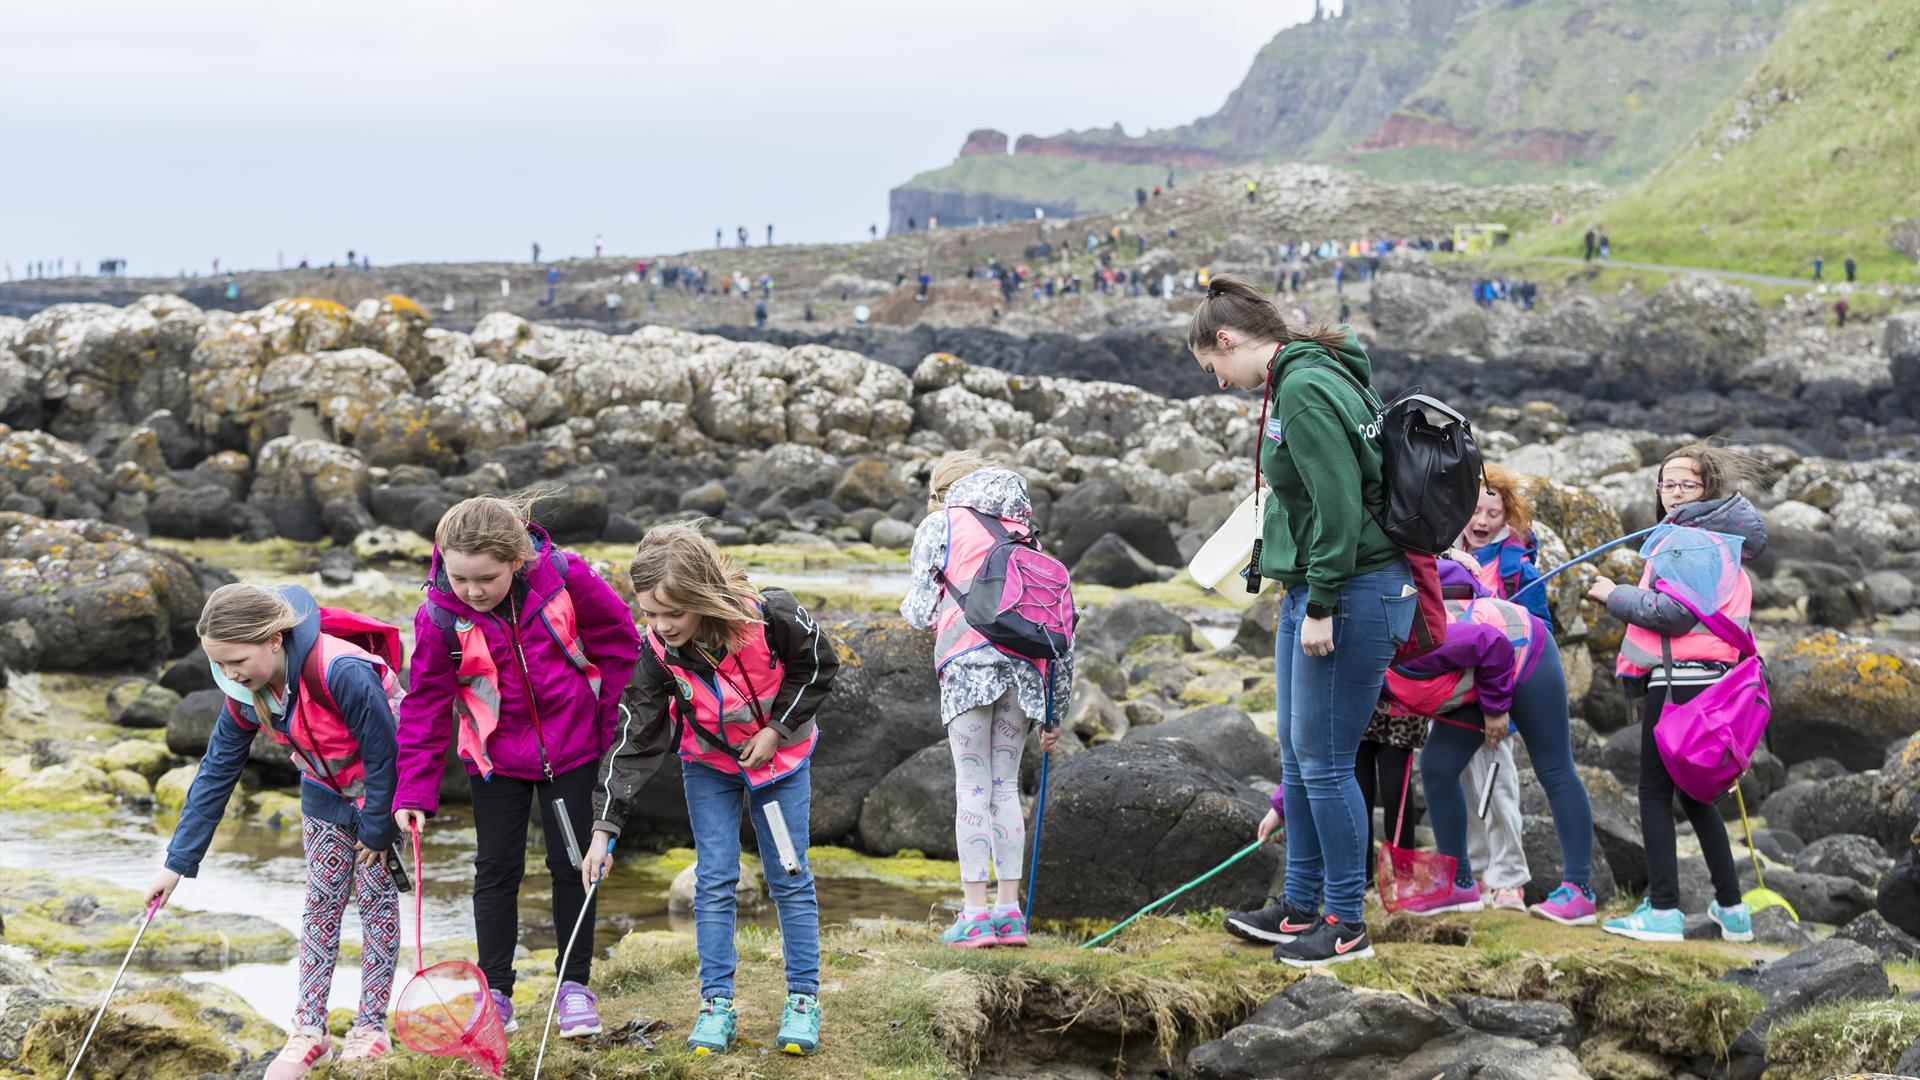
left=503, top=593, right=554, bottom=780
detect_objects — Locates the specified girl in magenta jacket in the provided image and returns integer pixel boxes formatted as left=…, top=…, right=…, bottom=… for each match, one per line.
left=391, top=491, right=640, bottom=1039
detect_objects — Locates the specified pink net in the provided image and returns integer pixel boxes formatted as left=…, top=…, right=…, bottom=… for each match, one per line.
left=393, top=827, right=507, bottom=1076
left=1374, top=754, right=1458, bottom=915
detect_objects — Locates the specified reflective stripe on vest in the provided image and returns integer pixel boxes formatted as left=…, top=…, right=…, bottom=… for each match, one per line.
left=1616, top=565, right=1753, bottom=679
left=1385, top=595, right=1533, bottom=715
left=267, top=635, right=399, bottom=802
left=933, top=508, right=1052, bottom=680
left=451, top=587, right=602, bottom=778
left=649, top=626, right=816, bottom=790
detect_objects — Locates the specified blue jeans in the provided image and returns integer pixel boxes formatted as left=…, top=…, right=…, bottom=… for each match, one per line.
left=682, top=757, right=820, bottom=1000
left=1420, top=634, right=1593, bottom=888
left=1275, top=562, right=1414, bottom=923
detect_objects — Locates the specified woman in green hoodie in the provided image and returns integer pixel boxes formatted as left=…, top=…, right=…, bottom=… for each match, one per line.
left=1189, top=275, right=1416, bottom=968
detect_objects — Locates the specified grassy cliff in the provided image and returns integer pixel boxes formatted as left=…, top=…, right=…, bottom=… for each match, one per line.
left=1510, top=0, right=1920, bottom=281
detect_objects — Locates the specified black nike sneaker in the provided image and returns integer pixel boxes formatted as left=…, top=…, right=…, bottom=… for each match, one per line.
left=1271, top=914, right=1374, bottom=968
left=1223, top=897, right=1320, bottom=944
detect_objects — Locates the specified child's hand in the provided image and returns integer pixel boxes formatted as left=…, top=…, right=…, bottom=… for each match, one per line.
left=144, top=868, right=181, bottom=911
left=354, top=842, right=382, bottom=867
left=393, top=808, right=427, bottom=836
left=580, top=830, right=616, bottom=890
left=1585, top=576, right=1616, bottom=605
left=1442, top=547, right=1483, bottom=574
left=1482, top=710, right=1511, bottom=748
left=1037, top=726, right=1060, bottom=753
left=1256, top=808, right=1283, bottom=845
left=739, top=728, right=782, bottom=770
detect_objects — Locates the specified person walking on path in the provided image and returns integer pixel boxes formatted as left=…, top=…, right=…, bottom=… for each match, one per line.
left=1583, top=227, right=1595, bottom=262
left=1186, top=275, right=1413, bottom=968
left=1845, top=254, right=1857, bottom=282
left=1812, top=255, right=1824, bottom=281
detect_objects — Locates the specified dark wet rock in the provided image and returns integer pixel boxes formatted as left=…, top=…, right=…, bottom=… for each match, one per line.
left=857, top=744, right=958, bottom=860
left=1033, top=738, right=1278, bottom=921
left=1795, top=834, right=1894, bottom=888
left=1121, top=704, right=1280, bottom=783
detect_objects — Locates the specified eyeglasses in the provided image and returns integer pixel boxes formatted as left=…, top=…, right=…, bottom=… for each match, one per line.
left=1657, top=480, right=1704, bottom=494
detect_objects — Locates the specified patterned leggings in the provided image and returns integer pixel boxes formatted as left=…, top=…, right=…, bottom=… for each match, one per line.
left=948, top=690, right=1028, bottom=884
left=296, top=816, right=399, bottom=1031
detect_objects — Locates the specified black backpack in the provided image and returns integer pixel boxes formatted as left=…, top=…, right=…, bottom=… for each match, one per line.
left=1286, top=361, right=1482, bottom=555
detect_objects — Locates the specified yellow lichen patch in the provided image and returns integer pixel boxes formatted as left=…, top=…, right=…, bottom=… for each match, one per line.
left=382, top=293, right=427, bottom=319
left=269, top=296, right=351, bottom=320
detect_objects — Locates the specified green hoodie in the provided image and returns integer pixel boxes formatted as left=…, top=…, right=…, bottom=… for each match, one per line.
left=1257, top=334, right=1402, bottom=607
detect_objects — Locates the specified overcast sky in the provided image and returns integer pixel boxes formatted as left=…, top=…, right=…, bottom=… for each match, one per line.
left=0, top=1, right=1328, bottom=276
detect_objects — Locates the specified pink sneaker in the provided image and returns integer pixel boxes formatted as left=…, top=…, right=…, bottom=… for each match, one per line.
left=1489, top=887, right=1527, bottom=911
left=264, top=1028, right=333, bottom=1080
left=1399, top=881, right=1484, bottom=916
left=339, top=1025, right=389, bottom=1063
left=1530, top=882, right=1597, bottom=926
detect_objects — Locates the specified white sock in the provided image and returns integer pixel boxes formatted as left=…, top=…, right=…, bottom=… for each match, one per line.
left=992, top=903, right=1021, bottom=916
left=963, top=905, right=989, bottom=919
left=1651, top=907, right=1679, bottom=917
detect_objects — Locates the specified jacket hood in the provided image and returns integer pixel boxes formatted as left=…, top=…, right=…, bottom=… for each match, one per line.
left=1271, top=330, right=1373, bottom=390
left=426, top=520, right=564, bottom=614
left=942, top=467, right=1033, bottom=527
left=1665, top=493, right=1769, bottom=562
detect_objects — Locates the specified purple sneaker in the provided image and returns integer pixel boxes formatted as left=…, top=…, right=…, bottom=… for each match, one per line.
left=1399, top=881, right=1484, bottom=916
left=556, top=981, right=602, bottom=1038
left=1530, top=882, right=1598, bottom=926
left=488, top=988, right=518, bottom=1033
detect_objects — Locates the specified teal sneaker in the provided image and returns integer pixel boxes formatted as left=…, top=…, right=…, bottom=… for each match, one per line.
left=990, top=908, right=1029, bottom=947
left=940, top=912, right=998, bottom=948
left=1709, top=900, right=1754, bottom=943
left=1602, top=898, right=1684, bottom=943
left=686, top=997, right=736, bottom=1055
left=776, top=992, right=821, bottom=1055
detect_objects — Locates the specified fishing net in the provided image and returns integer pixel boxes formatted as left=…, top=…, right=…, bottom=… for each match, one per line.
left=1641, top=524, right=1745, bottom=614
left=1375, top=747, right=1458, bottom=915
left=393, top=827, right=506, bottom=1077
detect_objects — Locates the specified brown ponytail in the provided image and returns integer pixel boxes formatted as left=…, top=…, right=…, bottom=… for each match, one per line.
left=1187, top=273, right=1350, bottom=355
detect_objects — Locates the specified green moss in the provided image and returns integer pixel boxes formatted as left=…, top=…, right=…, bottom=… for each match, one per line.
left=1763, top=1000, right=1920, bottom=1079
left=806, top=845, right=960, bottom=889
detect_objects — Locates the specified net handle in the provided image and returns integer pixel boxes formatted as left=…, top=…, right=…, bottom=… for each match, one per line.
left=411, top=821, right=424, bottom=974
left=1391, top=752, right=1414, bottom=846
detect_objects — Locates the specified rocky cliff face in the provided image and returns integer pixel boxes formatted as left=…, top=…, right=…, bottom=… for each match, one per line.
left=892, top=0, right=1798, bottom=220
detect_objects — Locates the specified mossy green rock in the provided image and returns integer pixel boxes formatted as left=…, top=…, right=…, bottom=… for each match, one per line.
left=1, top=869, right=296, bottom=966
left=99, top=738, right=173, bottom=779
left=105, top=768, right=152, bottom=800
left=152, top=764, right=196, bottom=811
left=0, top=762, right=112, bottom=813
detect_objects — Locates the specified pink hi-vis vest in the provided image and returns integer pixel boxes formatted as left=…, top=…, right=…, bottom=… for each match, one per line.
left=933, top=508, right=1054, bottom=681
left=225, top=629, right=402, bottom=802
left=1615, top=564, right=1753, bottom=679
left=648, top=622, right=816, bottom=789
left=1384, top=595, right=1533, bottom=716
left=449, top=587, right=602, bottom=778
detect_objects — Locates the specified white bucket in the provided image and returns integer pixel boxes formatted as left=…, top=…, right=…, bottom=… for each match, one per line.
left=1187, top=490, right=1270, bottom=607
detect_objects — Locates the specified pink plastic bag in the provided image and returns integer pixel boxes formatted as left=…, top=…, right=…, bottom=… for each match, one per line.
left=1650, top=582, right=1772, bottom=804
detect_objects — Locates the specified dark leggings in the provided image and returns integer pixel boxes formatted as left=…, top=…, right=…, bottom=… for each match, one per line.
left=1641, top=684, right=1743, bottom=909
left=470, top=760, right=601, bottom=995
left=1421, top=634, right=1593, bottom=889
left=1355, top=740, right=1419, bottom=882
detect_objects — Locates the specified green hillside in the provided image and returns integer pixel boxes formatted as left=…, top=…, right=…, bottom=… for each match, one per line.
left=895, top=154, right=1167, bottom=214
left=1510, top=0, right=1920, bottom=281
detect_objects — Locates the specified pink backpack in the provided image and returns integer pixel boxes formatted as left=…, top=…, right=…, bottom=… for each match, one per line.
left=1651, top=581, right=1772, bottom=804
